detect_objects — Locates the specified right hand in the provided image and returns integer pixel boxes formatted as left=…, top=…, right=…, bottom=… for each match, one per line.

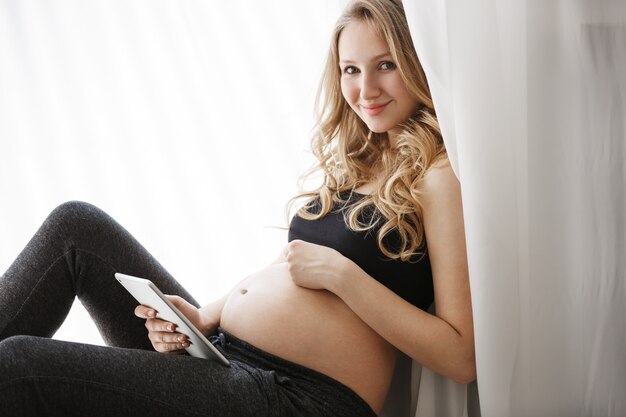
left=134, top=295, right=200, bottom=354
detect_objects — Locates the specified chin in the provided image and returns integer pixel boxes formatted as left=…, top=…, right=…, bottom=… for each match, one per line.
left=364, top=122, right=392, bottom=134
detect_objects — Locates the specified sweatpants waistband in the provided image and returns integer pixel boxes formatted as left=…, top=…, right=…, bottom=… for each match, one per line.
left=209, top=328, right=377, bottom=417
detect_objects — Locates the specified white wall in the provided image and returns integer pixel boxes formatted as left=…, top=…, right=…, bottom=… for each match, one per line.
left=0, top=0, right=348, bottom=345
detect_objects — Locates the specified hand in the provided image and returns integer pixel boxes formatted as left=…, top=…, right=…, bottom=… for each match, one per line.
left=134, top=295, right=200, bottom=354
left=284, top=239, right=347, bottom=291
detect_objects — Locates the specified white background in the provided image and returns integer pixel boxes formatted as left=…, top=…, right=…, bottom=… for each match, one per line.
left=0, top=0, right=348, bottom=346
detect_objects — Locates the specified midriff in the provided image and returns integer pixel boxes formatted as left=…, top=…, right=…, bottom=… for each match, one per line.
left=219, top=262, right=397, bottom=414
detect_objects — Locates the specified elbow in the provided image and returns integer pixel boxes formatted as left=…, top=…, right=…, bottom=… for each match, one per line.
left=451, top=350, right=477, bottom=385
left=452, top=334, right=476, bottom=385
left=452, top=361, right=476, bottom=385
left=449, top=340, right=476, bottom=384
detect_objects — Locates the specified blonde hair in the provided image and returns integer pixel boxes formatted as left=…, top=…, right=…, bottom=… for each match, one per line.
left=289, top=0, right=446, bottom=261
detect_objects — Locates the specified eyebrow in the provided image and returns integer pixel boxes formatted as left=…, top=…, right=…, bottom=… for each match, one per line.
left=339, top=52, right=392, bottom=65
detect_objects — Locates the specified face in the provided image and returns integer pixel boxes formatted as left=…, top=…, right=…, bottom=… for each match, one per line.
left=338, top=20, right=419, bottom=144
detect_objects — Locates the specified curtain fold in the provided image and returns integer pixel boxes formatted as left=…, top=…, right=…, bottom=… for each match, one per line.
left=401, top=1, right=626, bottom=416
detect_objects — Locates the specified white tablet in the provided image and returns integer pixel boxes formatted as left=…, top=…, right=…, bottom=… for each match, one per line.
left=115, top=273, right=230, bottom=366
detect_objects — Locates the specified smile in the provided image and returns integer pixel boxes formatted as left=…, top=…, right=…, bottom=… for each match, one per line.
left=361, top=102, right=390, bottom=116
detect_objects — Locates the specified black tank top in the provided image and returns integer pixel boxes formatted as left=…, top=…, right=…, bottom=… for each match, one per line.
left=288, top=193, right=434, bottom=311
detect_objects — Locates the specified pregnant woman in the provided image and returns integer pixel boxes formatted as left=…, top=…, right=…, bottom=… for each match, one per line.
left=0, top=0, right=475, bottom=416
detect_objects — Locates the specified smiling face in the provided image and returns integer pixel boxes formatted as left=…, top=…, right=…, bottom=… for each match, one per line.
left=338, top=20, right=419, bottom=144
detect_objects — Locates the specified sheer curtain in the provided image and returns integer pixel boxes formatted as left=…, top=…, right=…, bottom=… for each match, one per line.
left=401, top=1, right=626, bottom=416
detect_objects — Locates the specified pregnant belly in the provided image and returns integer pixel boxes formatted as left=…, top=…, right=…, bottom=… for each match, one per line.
left=219, top=262, right=397, bottom=414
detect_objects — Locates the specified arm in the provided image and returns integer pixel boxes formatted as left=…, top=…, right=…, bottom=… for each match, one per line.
left=287, top=162, right=476, bottom=384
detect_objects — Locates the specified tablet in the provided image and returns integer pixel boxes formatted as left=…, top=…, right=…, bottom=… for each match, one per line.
left=115, top=273, right=230, bottom=366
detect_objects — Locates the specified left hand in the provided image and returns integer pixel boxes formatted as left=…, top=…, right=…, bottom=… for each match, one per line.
left=283, top=239, right=346, bottom=291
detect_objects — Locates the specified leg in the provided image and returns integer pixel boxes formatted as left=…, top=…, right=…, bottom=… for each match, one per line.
left=0, top=336, right=278, bottom=417
left=0, top=201, right=198, bottom=349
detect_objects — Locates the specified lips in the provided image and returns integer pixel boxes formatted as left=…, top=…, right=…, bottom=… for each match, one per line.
left=361, top=102, right=390, bottom=116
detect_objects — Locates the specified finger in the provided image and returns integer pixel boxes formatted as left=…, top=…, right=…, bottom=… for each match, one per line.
left=144, top=318, right=177, bottom=332
left=164, top=294, right=184, bottom=305
left=147, top=327, right=186, bottom=351
left=165, top=295, right=193, bottom=315
left=134, top=305, right=157, bottom=319
left=148, top=331, right=188, bottom=344
left=154, top=341, right=190, bottom=353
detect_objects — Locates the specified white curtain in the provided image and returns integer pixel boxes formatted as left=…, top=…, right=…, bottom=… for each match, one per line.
left=398, top=1, right=626, bottom=416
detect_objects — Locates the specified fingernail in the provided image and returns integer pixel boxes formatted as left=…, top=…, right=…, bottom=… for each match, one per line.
left=168, top=324, right=175, bottom=331
left=147, top=310, right=155, bottom=317
left=177, top=336, right=184, bottom=342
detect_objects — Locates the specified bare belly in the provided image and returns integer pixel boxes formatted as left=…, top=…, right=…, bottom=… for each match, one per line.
left=220, top=262, right=397, bottom=414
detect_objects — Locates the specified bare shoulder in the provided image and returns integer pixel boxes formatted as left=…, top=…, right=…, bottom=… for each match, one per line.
left=420, top=158, right=461, bottom=207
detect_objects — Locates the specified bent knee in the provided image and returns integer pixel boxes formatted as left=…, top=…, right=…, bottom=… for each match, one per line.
left=0, top=336, right=63, bottom=412
left=0, top=334, right=36, bottom=355
left=0, top=335, right=42, bottom=382
left=48, top=200, right=102, bottom=225
left=43, top=200, right=117, bottom=241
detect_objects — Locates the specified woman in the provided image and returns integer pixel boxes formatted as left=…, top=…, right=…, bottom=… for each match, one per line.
left=0, top=0, right=474, bottom=416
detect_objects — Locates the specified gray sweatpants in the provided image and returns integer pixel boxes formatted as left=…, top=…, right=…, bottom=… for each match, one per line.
left=0, top=201, right=376, bottom=417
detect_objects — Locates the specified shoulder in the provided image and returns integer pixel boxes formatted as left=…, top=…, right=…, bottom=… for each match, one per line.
left=420, top=158, right=461, bottom=209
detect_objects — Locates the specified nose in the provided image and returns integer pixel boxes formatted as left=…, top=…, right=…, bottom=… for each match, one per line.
left=360, top=71, right=381, bottom=101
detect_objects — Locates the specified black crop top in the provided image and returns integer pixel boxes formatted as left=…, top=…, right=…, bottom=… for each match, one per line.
left=288, top=193, right=434, bottom=311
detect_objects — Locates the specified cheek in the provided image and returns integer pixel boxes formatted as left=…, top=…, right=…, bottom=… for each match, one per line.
left=392, top=83, right=419, bottom=114
left=340, top=79, right=359, bottom=107
left=390, top=79, right=412, bottom=101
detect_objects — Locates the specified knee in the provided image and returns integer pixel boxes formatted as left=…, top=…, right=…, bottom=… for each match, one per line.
left=47, top=200, right=103, bottom=226
left=44, top=201, right=115, bottom=240
left=0, top=335, right=39, bottom=382
left=0, top=336, right=55, bottom=412
left=0, top=336, right=72, bottom=383
left=0, top=334, right=32, bottom=357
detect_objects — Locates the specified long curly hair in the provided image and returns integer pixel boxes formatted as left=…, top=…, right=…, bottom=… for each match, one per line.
left=289, top=0, right=447, bottom=261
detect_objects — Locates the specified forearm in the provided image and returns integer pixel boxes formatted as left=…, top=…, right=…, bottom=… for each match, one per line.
left=331, top=260, right=476, bottom=384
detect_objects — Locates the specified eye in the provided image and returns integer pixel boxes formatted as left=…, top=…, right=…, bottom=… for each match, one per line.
left=342, top=65, right=359, bottom=75
left=379, top=61, right=396, bottom=70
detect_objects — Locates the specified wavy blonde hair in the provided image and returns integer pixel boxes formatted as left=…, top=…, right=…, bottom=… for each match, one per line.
left=289, top=0, right=447, bottom=261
